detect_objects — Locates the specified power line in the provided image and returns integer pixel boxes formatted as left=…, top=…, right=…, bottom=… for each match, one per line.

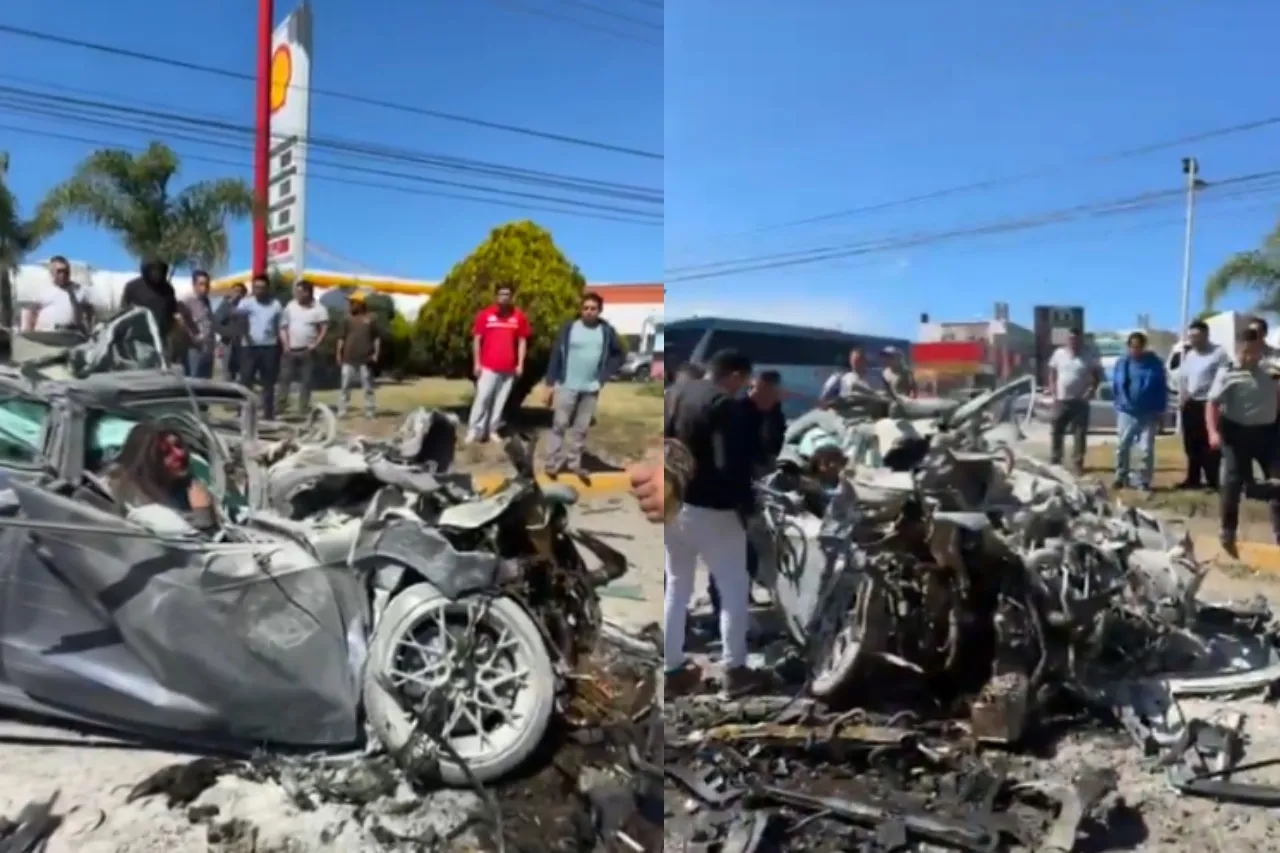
left=669, top=114, right=1280, bottom=254
left=487, top=0, right=661, bottom=45
left=0, top=79, right=660, bottom=202
left=552, top=0, right=662, bottom=31
left=0, top=22, right=661, bottom=160
left=665, top=169, right=1280, bottom=282
left=669, top=171, right=1280, bottom=275
left=0, top=85, right=662, bottom=217
left=0, top=122, right=660, bottom=227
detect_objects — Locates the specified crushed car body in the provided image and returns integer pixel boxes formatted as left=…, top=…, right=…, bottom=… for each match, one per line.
left=662, top=377, right=1280, bottom=850
left=0, top=314, right=630, bottom=791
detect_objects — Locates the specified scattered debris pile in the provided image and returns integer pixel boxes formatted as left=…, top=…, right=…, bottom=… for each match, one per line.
left=665, top=379, right=1280, bottom=850
left=111, top=620, right=663, bottom=853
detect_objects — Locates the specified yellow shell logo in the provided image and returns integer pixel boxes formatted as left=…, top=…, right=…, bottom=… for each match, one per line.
left=269, top=45, right=292, bottom=114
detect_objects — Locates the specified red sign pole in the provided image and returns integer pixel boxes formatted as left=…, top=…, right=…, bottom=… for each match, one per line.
left=252, top=0, right=274, bottom=277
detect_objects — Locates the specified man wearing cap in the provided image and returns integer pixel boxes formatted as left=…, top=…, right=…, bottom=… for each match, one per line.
left=881, top=347, right=917, bottom=397
left=334, top=290, right=381, bottom=419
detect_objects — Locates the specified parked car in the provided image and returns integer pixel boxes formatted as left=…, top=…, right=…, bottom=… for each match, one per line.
left=1010, top=384, right=1176, bottom=434
left=0, top=356, right=625, bottom=785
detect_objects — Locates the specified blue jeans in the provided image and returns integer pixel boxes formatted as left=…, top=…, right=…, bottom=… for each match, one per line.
left=1116, top=411, right=1159, bottom=488
left=186, top=350, right=215, bottom=379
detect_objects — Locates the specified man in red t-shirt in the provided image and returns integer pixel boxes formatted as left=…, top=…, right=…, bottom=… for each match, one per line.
left=467, top=284, right=531, bottom=442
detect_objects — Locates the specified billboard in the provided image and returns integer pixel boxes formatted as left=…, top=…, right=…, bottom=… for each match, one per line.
left=1033, top=305, right=1085, bottom=385
left=266, top=3, right=313, bottom=272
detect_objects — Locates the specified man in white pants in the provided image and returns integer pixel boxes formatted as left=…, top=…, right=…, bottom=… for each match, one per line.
left=663, top=349, right=768, bottom=697
left=466, top=285, right=531, bottom=443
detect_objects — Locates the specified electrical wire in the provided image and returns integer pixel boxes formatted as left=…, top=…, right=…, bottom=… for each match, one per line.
left=668, top=177, right=1280, bottom=275
left=487, top=0, right=661, bottom=45
left=0, top=22, right=660, bottom=160
left=0, top=81, right=661, bottom=204
left=0, top=122, right=660, bottom=227
left=664, top=169, right=1280, bottom=282
left=553, top=0, right=662, bottom=31
left=670, top=115, right=1280, bottom=252
left=0, top=98, right=660, bottom=221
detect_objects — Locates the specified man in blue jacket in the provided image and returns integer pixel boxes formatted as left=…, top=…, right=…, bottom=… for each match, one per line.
left=542, top=292, right=626, bottom=478
left=1111, top=330, right=1169, bottom=492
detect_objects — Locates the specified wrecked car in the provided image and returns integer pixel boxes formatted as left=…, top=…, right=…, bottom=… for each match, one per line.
left=755, top=376, right=1280, bottom=742
left=0, top=364, right=626, bottom=787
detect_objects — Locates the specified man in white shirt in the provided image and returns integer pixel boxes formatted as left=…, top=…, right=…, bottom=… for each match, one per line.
left=1047, top=328, right=1102, bottom=473
left=24, top=255, right=92, bottom=333
left=278, top=281, right=330, bottom=415
left=819, top=347, right=875, bottom=406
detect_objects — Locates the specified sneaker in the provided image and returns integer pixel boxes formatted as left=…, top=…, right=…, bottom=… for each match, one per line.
left=721, top=666, right=773, bottom=698
left=664, top=662, right=705, bottom=697
left=1220, top=532, right=1240, bottom=560
left=1112, top=477, right=1127, bottom=490
left=570, top=466, right=594, bottom=486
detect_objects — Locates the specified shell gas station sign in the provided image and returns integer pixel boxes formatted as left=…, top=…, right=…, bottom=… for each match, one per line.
left=266, top=4, right=313, bottom=272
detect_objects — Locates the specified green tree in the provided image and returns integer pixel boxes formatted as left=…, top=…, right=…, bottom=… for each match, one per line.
left=1204, top=221, right=1280, bottom=315
left=0, top=178, right=60, bottom=333
left=37, top=142, right=255, bottom=272
left=412, top=220, right=585, bottom=414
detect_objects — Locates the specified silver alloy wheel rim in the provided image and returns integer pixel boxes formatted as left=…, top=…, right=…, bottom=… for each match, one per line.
left=388, top=599, right=538, bottom=762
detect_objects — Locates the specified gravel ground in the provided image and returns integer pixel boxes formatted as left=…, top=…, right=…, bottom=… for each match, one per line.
left=659, top=433, right=1280, bottom=851
left=0, top=497, right=663, bottom=853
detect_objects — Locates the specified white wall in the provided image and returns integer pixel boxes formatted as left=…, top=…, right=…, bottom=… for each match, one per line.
left=10, top=263, right=660, bottom=336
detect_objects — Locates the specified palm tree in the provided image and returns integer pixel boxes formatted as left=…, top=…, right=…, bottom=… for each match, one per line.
left=1204, top=220, right=1280, bottom=315
left=37, top=142, right=257, bottom=273
left=0, top=177, right=60, bottom=331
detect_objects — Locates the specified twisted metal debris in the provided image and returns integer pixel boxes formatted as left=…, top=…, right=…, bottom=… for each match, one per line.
left=665, top=378, right=1280, bottom=851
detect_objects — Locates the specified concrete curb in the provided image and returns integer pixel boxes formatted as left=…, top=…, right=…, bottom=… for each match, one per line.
left=1193, top=535, right=1280, bottom=573
left=472, top=470, right=632, bottom=498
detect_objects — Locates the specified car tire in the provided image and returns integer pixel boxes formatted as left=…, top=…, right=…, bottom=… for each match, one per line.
left=363, top=582, right=556, bottom=786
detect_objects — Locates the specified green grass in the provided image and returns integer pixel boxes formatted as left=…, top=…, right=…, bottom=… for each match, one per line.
left=311, top=377, right=661, bottom=463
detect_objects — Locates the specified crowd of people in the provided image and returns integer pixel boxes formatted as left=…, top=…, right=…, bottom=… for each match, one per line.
left=1047, top=318, right=1280, bottom=556
left=661, top=342, right=914, bottom=697
left=23, top=261, right=629, bottom=467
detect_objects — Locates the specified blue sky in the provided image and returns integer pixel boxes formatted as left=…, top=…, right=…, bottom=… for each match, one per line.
left=1, top=0, right=660, bottom=283
left=665, top=0, right=1280, bottom=338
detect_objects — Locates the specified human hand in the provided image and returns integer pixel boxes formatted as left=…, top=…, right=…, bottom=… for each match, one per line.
left=629, top=458, right=665, bottom=524
left=542, top=385, right=555, bottom=407
left=1208, top=431, right=1222, bottom=450
left=187, top=479, right=213, bottom=510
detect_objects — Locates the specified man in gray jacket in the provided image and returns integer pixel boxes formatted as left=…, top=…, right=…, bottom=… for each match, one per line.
left=541, top=292, right=625, bottom=478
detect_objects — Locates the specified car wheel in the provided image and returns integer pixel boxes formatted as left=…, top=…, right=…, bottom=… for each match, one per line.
left=363, top=582, right=556, bottom=786
left=808, top=576, right=891, bottom=700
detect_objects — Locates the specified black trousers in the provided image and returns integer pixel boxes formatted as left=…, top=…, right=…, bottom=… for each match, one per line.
left=242, top=346, right=281, bottom=420
left=1180, top=399, right=1220, bottom=488
left=1219, top=418, right=1280, bottom=540
left=1050, top=399, right=1090, bottom=470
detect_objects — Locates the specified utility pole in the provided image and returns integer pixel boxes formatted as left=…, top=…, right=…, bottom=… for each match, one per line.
left=1176, top=157, right=1204, bottom=435
left=0, top=151, right=12, bottom=342
left=1179, top=157, right=1201, bottom=337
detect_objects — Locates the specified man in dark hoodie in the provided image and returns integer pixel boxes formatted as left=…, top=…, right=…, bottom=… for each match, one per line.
left=1111, top=331, right=1169, bottom=492
left=542, top=292, right=625, bottom=478
left=122, top=260, right=189, bottom=357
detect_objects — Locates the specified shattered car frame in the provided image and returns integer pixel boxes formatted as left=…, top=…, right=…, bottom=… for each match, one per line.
left=756, top=376, right=1280, bottom=743
left=0, top=363, right=626, bottom=787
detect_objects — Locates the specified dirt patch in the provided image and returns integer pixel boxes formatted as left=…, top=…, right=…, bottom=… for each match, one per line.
left=307, top=378, right=661, bottom=467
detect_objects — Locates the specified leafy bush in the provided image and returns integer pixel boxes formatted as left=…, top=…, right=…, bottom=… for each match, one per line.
left=411, top=220, right=585, bottom=414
